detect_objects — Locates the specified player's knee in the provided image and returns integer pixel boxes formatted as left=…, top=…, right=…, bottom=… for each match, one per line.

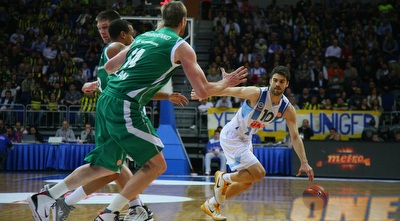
left=253, top=167, right=266, bottom=181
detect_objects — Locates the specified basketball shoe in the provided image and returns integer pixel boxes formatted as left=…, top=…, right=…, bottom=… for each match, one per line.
left=52, top=197, right=75, bottom=221
left=213, top=171, right=229, bottom=204
left=27, top=192, right=56, bottom=221
left=142, top=204, right=153, bottom=217
left=201, top=199, right=226, bottom=221
left=123, top=205, right=154, bottom=221
left=94, top=211, right=120, bottom=221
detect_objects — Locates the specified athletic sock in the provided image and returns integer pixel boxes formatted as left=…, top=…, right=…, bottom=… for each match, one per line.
left=129, top=198, right=143, bottom=207
left=209, top=197, right=218, bottom=205
left=222, top=173, right=232, bottom=183
left=48, top=181, right=70, bottom=199
left=65, top=186, right=87, bottom=206
left=106, top=194, right=129, bottom=212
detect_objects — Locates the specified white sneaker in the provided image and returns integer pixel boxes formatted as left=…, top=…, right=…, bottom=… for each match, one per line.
left=213, top=171, right=229, bottom=204
left=123, top=205, right=153, bottom=221
left=94, top=211, right=120, bottom=221
left=52, top=197, right=75, bottom=221
left=27, top=192, right=56, bottom=221
left=205, top=171, right=211, bottom=175
left=201, top=199, right=226, bottom=221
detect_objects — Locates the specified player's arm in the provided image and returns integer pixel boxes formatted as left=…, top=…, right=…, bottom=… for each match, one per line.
left=176, top=42, right=247, bottom=99
left=283, top=105, right=314, bottom=181
left=106, top=42, right=127, bottom=59
left=191, top=86, right=260, bottom=107
left=82, top=81, right=98, bottom=94
left=152, top=91, right=189, bottom=107
left=104, top=46, right=130, bottom=74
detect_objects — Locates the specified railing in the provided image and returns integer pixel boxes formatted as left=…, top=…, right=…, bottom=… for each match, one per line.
left=0, top=104, right=160, bottom=130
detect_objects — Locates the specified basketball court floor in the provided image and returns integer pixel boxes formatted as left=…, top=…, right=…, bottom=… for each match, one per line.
left=1, top=172, right=399, bottom=221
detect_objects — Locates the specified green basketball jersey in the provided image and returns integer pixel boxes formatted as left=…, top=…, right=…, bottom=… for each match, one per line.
left=96, top=45, right=110, bottom=92
left=105, top=28, right=185, bottom=106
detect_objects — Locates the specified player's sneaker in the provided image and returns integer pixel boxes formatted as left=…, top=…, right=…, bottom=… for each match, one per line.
left=27, top=192, right=56, bottom=221
left=201, top=199, right=226, bottom=221
left=94, top=211, right=120, bottom=221
left=52, top=197, right=75, bottom=221
left=40, top=183, right=56, bottom=192
left=123, top=205, right=154, bottom=221
left=142, top=204, right=154, bottom=217
left=213, top=171, right=229, bottom=204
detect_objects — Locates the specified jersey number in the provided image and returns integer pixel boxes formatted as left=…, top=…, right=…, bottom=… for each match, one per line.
left=116, top=48, right=145, bottom=80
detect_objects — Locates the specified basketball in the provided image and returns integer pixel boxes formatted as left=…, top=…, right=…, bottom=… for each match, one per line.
left=302, top=184, right=329, bottom=210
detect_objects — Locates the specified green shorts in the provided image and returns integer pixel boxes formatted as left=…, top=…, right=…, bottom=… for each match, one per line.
left=84, top=93, right=164, bottom=172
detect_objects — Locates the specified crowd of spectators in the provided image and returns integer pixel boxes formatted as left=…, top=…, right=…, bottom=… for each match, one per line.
left=203, top=0, right=400, bottom=115
left=0, top=0, right=400, bottom=141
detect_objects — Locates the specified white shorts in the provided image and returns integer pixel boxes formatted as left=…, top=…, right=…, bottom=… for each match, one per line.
left=220, top=130, right=259, bottom=171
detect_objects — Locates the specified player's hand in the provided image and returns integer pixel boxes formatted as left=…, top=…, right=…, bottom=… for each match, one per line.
left=82, top=82, right=98, bottom=94
left=221, top=66, right=248, bottom=87
left=190, top=89, right=201, bottom=101
left=296, top=162, right=314, bottom=182
left=169, top=93, right=189, bottom=107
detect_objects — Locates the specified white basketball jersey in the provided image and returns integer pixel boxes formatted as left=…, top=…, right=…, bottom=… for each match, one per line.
left=223, top=87, right=290, bottom=140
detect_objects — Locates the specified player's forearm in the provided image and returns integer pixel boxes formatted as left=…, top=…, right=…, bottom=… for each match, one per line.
left=152, top=91, right=169, bottom=100
left=291, top=136, right=309, bottom=164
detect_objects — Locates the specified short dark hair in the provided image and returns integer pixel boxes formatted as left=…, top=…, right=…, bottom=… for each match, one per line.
left=161, top=1, right=187, bottom=28
left=109, top=19, right=131, bottom=41
left=96, top=10, right=120, bottom=22
left=270, top=65, right=291, bottom=81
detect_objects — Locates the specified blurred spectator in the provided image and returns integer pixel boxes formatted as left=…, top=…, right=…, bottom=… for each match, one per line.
left=5, top=126, right=18, bottom=143
left=325, top=39, right=341, bottom=61
left=206, top=65, right=222, bottom=83
left=64, top=83, right=82, bottom=110
left=215, top=96, right=232, bottom=109
left=348, top=87, right=364, bottom=110
left=362, top=119, right=378, bottom=141
left=204, top=130, right=226, bottom=175
left=248, top=60, right=267, bottom=85
left=20, top=72, right=35, bottom=105
left=78, top=92, right=98, bottom=126
left=298, top=119, right=314, bottom=140
left=297, top=88, right=311, bottom=109
left=0, top=90, right=15, bottom=126
left=303, top=95, right=321, bottom=110
left=1, top=81, right=17, bottom=100
left=289, top=96, right=300, bottom=110
left=389, top=116, right=400, bottom=141
left=29, top=91, right=45, bottom=126
left=80, top=123, right=95, bottom=143
left=394, top=130, right=400, bottom=142
left=371, top=132, right=384, bottom=142
left=55, top=120, right=76, bottom=142
left=14, top=121, right=27, bottom=143
left=333, top=97, right=349, bottom=111
left=28, top=125, right=44, bottom=143
left=358, top=98, right=372, bottom=111
left=312, top=72, right=329, bottom=91
left=321, top=99, right=334, bottom=110
left=325, top=127, right=338, bottom=141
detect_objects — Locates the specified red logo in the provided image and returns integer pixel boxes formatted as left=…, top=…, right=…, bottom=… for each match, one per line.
left=317, top=147, right=370, bottom=169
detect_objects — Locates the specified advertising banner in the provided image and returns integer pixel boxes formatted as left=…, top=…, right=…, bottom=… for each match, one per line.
left=292, top=141, right=400, bottom=179
left=206, top=108, right=380, bottom=141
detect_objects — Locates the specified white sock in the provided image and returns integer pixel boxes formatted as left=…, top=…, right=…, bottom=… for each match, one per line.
left=222, top=173, right=232, bottom=183
left=209, top=197, right=218, bottom=205
left=106, top=194, right=129, bottom=212
left=65, top=186, right=87, bottom=206
left=129, top=198, right=143, bottom=207
left=48, top=181, right=70, bottom=199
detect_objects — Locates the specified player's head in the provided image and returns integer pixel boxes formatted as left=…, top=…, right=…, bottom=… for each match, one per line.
left=96, top=10, right=121, bottom=44
left=269, top=66, right=290, bottom=96
left=109, top=19, right=134, bottom=45
left=161, top=1, right=187, bottom=36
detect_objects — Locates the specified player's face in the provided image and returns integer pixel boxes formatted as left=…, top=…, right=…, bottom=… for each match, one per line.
left=270, top=73, right=288, bottom=96
left=97, top=19, right=111, bottom=44
left=124, top=25, right=134, bottom=45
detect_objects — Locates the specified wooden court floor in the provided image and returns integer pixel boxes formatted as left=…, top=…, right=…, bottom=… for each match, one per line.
left=0, top=172, right=399, bottom=221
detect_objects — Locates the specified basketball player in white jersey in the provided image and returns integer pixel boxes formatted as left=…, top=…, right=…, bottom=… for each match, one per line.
left=192, top=65, right=314, bottom=220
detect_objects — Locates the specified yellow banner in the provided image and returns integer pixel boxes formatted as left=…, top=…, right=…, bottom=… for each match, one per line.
left=207, top=108, right=380, bottom=141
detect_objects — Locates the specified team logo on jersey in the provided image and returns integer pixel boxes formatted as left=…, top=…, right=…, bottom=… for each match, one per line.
left=256, top=102, right=264, bottom=111
left=277, top=112, right=282, bottom=117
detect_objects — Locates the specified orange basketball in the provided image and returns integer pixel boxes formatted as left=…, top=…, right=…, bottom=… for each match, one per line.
left=302, top=184, right=329, bottom=210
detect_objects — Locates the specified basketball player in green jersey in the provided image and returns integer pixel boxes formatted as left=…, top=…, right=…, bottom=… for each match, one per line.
left=27, top=11, right=188, bottom=221
left=89, top=2, right=247, bottom=220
